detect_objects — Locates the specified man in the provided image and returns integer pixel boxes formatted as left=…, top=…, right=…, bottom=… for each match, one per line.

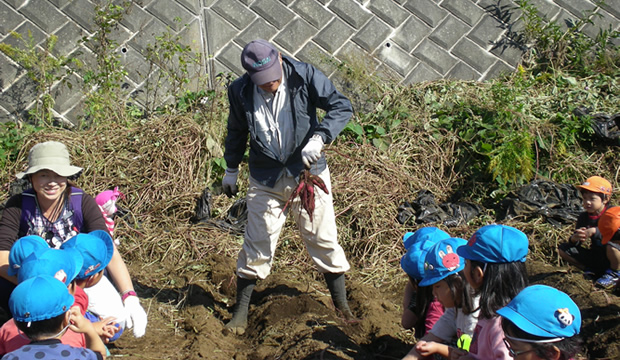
left=222, top=39, right=354, bottom=334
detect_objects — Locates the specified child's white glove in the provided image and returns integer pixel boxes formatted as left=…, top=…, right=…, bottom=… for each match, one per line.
left=124, top=296, right=147, bottom=338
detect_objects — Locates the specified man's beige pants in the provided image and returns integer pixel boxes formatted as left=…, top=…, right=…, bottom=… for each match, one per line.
left=236, top=166, right=350, bottom=279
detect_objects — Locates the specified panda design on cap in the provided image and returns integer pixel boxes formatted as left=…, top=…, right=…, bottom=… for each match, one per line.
left=439, top=245, right=460, bottom=271
left=556, top=308, right=574, bottom=327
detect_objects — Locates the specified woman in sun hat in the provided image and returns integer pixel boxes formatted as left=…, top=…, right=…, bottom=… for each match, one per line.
left=498, top=284, right=583, bottom=360
left=0, top=141, right=147, bottom=338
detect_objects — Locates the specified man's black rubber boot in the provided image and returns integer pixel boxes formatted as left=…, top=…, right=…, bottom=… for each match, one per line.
left=324, top=272, right=356, bottom=320
left=225, top=277, right=256, bottom=335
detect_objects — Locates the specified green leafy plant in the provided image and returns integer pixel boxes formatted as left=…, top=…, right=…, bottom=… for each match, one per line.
left=81, top=0, right=131, bottom=123
left=0, top=32, right=78, bottom=124
left=0, top=122, right=40, bottom=168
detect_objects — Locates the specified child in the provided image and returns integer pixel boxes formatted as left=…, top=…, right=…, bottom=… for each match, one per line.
left=558, top=176, right=612, bottom=277
left=596, top=206, right=620, bottom=288
left=455, top=224, right=530, bottom=359
left=61, top=231, right=126, bottom=341
left=2, top=275, right=106, bottom=359
left=0, top=247, right=87, bottom=356
left=403, top=237, right=479, bottom=360
left=498, top=285, right=582, bottom=360
left=400, top=227, right=450, bottom=336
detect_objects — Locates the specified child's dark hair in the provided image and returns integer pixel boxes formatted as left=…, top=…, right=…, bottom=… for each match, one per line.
left=443, top=272, right=476, bottom=315
left=501, top=317, right=583, bottom=360
left=15, top=312, right=66, bottom=340
left=408, top=275, right=434, bottom=336
left=580, top=188, right=609, bottom=202
left=469, top=260, right=528, bottom=319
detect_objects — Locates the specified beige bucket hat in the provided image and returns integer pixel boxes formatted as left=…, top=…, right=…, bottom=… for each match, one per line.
left=16, top=141, right=83, bottom=179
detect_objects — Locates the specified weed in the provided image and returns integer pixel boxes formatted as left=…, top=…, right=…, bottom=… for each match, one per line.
left=0, top=32, right=78, bottom=124
left=81, top=0, right=131, bottom=124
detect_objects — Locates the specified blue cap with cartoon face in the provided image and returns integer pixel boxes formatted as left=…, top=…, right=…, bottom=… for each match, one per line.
left=457, top=224, right=528, bottom=263
left=419, top=237, right=468, bottom=287
left=497, top=285, right=581, bottom=339
left=61, top=230, right=114, bottom=279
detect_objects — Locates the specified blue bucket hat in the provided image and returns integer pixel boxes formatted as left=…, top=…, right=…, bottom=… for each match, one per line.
left=17, top=247, right=84, bottom=286
left=8, top=235, right=49, bottom=276
left=9, top=275, right=74, bottom=322
left=497, top=285, right=581, bottom=339
left=60, top=230, right=114, bottom=279
left=457, top=224, right=528, bottom=263
left=419, top=237, right=468, bottom=287
left=402, top=227, right=450, bottom=250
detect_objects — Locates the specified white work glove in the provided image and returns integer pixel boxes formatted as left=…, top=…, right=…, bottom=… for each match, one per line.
left=124, top=296, right=147, bottom=338
left=301, top=135, right=324, bottom=168
left=222, top=168, right=239, bottom=198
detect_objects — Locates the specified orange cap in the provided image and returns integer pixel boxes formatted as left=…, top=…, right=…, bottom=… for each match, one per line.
left=577, top=176, right=612, bottom=196
left=600, top=206, right=620, bottom=244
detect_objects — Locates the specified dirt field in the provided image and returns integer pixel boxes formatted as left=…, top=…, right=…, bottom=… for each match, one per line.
left=109, top=241, right=620, bottom=360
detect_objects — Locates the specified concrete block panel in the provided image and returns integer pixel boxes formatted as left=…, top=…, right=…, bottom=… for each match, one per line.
left=376, top=41, right=417, bottom=76
left=176, top=18, right=203, bottom=52
left=48, top=0, right=71, bottom=9
left=468, top=14, right=505, bottom=49
left=0, top=74, right=37, bottom=114
left=120, top=45, right=151, bottom=83
left=120, top=4, right=152, bottom=33
left=412, top=39, right=457, bottom=74
left=0, top=1, right=25, bottom=35
left=483, top=60, right=514, bottom=81
left=429, top=15, right=470, bottom=50
left=64, top=0, right=96, bottom=33
left=280, top=0, right=295, bottom=5
left=446, top=61, right=480, bottom=80
left=335, top=40, right=378, bottom=69
left=3, top=21, right=47, bottom=49
left=490, top=38, right=526, bottom=66
left=599, top=0, right=619, bottom=19
left=451, top=37, right=496, bottom=73
left=63, top=98, right=86, bottom=124
left=403, top=0, right=447, bottom=27
left=583, top=8, right=619, bottom=39
left=352, top=17, right=391, bottom=52
left=367, top=0, right=410, bottom=27
left=216, top=42, right=244, bottom=76
left=147, top=1, right=195, bottom=32
left=19, top=0, right=67, bottom=33
left=234, top=18, right=278, bottom=48
left=441, top=0, right=485, bottom=26
left=176, top=0, right=201, bottom=15
left=204, top=10, right=239, bottom=55
left=251, top=0, right=295, bottom=29
left=291, top=0, right=333, bottom=29
left=553, top=0, right=597, bottom=18
left=51, top=73, right=84, bottom=114
left=314, top=17, right=355, bottom=53
left=67, top=45, right=98, bottom=74
left=51, top=21, right=86, bottom=57
left=526, top=0, right=561, bottom=21
left=328, top=0, right=373, bottom=29
left=4, top=0, right=27, bottom=9
left=129, top=17, right=169, bottom=54
left=274, top=17, right=317, bottom=54
left=0, top=53, right=24, bottom=91
left=392, top=15, right=430, bottom=52
left=296, top=41, right=338, bottom=77
left=211, top=0, right=256, bottom=29
left=403, top=61, right=441, bottom=85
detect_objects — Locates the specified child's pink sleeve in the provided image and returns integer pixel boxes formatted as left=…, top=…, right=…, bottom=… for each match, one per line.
left=425, top=297, right=445, bottom=334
